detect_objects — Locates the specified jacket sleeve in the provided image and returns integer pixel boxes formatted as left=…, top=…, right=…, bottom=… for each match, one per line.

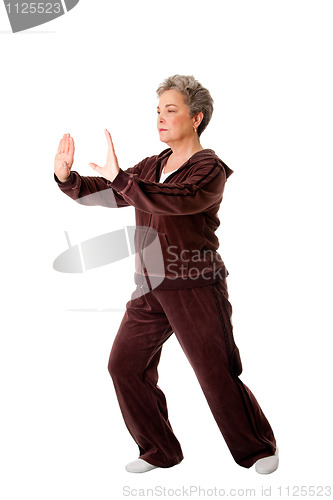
left=54, top=157, right=149, bottom=208
left=106, top=160, right=227, bottom=215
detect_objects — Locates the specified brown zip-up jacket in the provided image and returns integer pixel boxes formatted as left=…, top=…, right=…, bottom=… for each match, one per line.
left=54, top=147, right=234, bottom=290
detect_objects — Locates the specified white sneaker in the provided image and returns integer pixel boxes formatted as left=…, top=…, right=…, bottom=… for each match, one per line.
left=125, top=458, right=159, bottom=473
left=255, top=447, right=279, bottom=474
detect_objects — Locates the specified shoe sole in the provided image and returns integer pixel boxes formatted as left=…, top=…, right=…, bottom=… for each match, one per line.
left=255, top=447, right=279, bottom=474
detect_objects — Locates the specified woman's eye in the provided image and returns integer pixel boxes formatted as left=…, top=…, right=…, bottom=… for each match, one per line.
left=157, top=109, right=175, bottom=114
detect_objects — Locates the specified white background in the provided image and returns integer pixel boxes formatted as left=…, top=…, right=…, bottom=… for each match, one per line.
left=1, top=0, right=332, bottom=498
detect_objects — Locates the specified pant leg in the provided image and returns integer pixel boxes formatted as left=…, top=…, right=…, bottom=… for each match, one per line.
left=107, top=287, right=184, bottom=468
left=153, top=278, right=277, bottom=468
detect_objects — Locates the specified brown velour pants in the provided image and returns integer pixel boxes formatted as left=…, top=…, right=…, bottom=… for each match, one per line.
left=108, top=278, right=277, bottom=469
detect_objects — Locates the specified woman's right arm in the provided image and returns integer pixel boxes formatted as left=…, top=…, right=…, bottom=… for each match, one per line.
left=54, top=133, right=144, bottom=208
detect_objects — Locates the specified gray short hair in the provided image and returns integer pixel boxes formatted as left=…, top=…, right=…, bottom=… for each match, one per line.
left=156, top=75, right=214, bottom=137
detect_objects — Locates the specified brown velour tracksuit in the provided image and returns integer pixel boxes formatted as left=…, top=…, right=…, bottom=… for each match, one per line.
left=54, top=147, right=277, bottom=469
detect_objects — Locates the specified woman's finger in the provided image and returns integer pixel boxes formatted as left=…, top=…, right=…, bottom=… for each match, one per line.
left=64, top=134, right=70, bottom=154
left=88, top=162, right=102, bottom=174
left=57, top=137, right=64, bottom=154
left=68, top=136, right=75, bottom=157
left=105, top=129, right=114, bottom=152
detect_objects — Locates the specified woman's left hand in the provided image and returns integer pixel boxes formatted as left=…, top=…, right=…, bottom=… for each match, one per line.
left=89, top=129, right=120, bottom=182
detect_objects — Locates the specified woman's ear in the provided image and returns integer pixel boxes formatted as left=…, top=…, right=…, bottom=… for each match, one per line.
left=193, top=111, right=204, bottom=130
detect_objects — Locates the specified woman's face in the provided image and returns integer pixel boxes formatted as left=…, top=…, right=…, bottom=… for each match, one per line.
left=157, top=89, right=195, bottom=145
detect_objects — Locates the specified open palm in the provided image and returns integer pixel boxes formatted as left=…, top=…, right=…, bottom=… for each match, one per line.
left=54, top=133, right=75, bottom=182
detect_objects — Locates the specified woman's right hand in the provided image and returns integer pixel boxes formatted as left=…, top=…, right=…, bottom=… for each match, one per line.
left=54, top=133, right=75, bottom=182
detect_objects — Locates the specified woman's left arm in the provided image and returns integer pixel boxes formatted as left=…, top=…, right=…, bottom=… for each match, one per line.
left=89, top=130, right=227, bottom=216
left=107, top=163, right=226, bottom=215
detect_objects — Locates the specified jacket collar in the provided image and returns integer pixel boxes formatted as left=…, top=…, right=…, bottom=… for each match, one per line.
left=156, top=148, right=234, bottom=182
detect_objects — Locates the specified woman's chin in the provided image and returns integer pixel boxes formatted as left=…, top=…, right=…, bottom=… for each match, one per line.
left=159, top=137, right=169, bottom=145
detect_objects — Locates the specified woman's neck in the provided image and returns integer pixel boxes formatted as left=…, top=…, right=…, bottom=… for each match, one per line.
left=167, top=137, right=204, bottom=162
left=163, top=138, right=205, bottom=173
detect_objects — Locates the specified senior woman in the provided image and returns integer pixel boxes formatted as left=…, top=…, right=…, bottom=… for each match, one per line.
left=54, top=75, right=278, bottom=474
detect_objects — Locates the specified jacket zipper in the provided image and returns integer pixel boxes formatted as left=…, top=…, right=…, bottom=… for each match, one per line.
left=140, top=213, right=152, bottom=287
left=141, top=152, right=204, bottom=287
